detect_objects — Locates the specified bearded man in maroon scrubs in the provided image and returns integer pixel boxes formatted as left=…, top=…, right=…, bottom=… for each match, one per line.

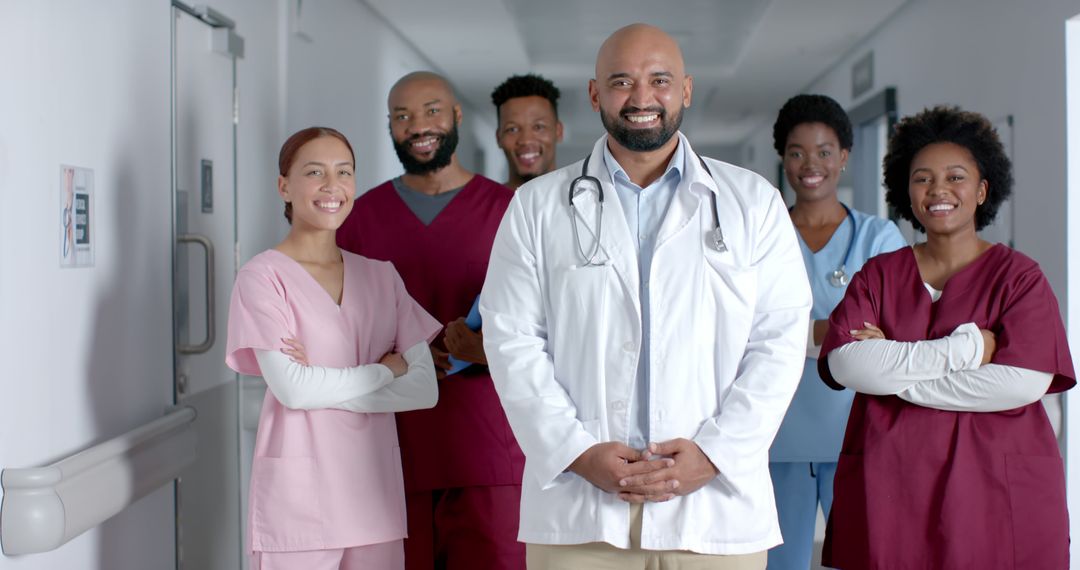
left=337, top=71, right=523, bottom=570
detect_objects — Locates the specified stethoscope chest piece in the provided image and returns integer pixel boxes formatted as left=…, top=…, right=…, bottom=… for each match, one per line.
left=708, top=227, right=728, bottom=253
left=829, top=267, right=849, bottom=287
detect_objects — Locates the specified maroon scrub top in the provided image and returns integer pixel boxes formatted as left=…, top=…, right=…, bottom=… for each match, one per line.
left=819, top=245, right=1074, bottom=569
left=338, top=175, right=524, bottom=491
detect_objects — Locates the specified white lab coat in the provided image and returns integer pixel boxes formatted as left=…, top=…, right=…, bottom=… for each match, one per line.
left=480, top=133, right=811, bottom=555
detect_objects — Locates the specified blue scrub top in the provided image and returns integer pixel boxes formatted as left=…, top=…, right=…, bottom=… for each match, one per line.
left=770, top=207, right=907, bottom=462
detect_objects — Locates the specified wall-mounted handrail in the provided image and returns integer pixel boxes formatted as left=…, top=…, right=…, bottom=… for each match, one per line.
left=0, top=406, right=197, bottom=555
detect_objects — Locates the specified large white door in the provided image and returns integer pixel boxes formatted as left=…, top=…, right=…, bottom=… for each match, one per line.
left=172, top=3, right=243, bottom=569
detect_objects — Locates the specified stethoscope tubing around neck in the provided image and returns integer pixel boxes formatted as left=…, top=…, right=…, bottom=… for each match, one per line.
left=832, top=203, right=857, bottom=287
left=569, top=152, right=728, bottom=265
left=791, top=202, right=857, bottom=287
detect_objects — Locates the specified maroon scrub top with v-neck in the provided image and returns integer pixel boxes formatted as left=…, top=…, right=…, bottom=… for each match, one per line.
left=337, top=175, right=523, bottom=492
left=818, top=245, right=1074, bottom=569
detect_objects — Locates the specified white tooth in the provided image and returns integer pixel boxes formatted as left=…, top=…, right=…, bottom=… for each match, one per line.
left=929, top=204, right=955, bottom=212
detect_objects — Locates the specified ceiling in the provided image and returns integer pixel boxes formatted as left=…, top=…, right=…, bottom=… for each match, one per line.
left=363, top=0, right=911, bottom=148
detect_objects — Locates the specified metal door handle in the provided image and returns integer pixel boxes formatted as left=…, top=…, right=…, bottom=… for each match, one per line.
left=177, top=234, right=215, bottom=354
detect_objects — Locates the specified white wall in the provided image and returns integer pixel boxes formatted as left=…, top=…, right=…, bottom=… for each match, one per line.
left=0, top=2, right=175, bottom=568
left=0, top=1, right=285, bottom=568
left=228, top=0, right=288, bottom=264
left=737, top=0, right=1078, bottom=306
left=1065, top=11, right=1080, bottom=568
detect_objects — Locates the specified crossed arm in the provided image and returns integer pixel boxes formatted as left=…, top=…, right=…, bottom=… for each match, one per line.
left=254, top=339, right=438, bottom=413
left=827, top=322, right=1051, bottom=411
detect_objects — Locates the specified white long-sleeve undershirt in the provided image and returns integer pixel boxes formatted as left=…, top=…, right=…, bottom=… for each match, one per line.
left=806, top=320, right=822, bottom=359
left=827, top=323, right=1052, bottom=412
left=254, top=341, right=438, bottom=413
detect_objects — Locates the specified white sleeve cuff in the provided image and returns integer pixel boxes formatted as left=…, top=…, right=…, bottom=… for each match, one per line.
left=898, top=364, right=1053, bottom=412
left=806, top=320, right=821, bottom=360
left=333, top=341, right=439, bottom=413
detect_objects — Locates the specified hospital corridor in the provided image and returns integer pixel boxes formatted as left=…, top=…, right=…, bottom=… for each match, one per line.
left=4, top=0, right=1080, bottom=568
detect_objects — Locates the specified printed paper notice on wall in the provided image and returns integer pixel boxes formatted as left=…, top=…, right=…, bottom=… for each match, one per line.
left=60, top=165, right=94, bottom=268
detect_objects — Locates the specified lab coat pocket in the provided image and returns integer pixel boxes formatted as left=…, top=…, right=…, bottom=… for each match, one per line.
left=549, top=264, right=613, bottom=370
left=552, top=264, right=612, bottom=318
left=250, top=456, right=323, bottom=548
left=1005, top=454, right=1068, bottom=568
left=700, top=256, right=757, bottom=349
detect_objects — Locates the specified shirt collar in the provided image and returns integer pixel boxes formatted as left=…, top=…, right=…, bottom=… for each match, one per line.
left=601, top=136, right=685, bottom=189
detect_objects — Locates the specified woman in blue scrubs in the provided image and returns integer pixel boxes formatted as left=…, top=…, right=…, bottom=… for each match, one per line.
left=767, top=94, right=906, bottom=570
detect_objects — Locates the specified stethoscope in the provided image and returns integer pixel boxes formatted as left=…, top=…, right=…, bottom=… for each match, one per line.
left=790, top=203, right=857, bottom=287
left=568, top=153, right=728, bottom=266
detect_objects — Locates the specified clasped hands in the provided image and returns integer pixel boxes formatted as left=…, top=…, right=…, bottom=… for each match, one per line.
left=568, top=439, right=719, bottom=503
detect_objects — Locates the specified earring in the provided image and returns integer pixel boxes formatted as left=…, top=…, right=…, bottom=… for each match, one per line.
left=841, top=166, right=846, bottom=172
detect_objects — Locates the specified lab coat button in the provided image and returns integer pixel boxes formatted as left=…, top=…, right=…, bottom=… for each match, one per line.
left=622, top=341, right=634, bottom=352
left=611, top=400, right=626, bottom=411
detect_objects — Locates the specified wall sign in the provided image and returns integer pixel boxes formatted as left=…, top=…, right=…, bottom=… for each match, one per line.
left=852, top=51, right=874, bottom=99
left=60, top=165, right=94, bottom=268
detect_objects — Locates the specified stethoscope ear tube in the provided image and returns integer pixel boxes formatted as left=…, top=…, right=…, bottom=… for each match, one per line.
left=568, top=151, right=730, bottom=264
left=569, top=155, right=606, bottom=266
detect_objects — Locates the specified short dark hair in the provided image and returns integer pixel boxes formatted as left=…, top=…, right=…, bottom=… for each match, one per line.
left=772, top=94, right=853, bottom=157
left=278, top=126, right=355, bottom=224
left=491, top=74, right=561, bottom=121
left=883, top=106, right=1012, bottom=232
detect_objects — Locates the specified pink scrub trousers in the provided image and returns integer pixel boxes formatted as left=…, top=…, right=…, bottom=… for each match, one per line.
left=252, top=540, right=404, bottom=570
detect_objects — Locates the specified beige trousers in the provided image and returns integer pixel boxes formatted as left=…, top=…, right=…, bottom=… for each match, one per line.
left=526, top=503, right=767, bottom=570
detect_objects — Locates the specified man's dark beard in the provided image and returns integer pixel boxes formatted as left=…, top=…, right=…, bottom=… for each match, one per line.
left=600, top=104, right=683, bottom=152
left=392, top=123, right=459, bottom=175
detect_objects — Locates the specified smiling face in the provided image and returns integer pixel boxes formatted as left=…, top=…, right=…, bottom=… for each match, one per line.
left=497, top=95, right=563, bottom=186
left=278, top=136, right=356, bottom=232
left=908, top=141, right=988, bottom=237
left=589, top=24, right=692, bottom=154
left=783, top=122, right=849, bottom=204
left=387, top=74, right=462, bottom=174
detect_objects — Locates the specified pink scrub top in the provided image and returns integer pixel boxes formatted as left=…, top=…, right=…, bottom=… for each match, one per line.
left=226, top=249, right=441, bottom=553
left=819, top=245, right=1075, bottom=569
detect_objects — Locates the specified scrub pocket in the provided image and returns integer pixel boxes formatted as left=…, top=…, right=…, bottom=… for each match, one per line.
left=1005, top=454, right=1068, bottom=568
left=250, top=456, right=323, bottom=549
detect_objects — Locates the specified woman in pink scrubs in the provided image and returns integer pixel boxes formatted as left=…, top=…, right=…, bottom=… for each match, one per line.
left=818, top=107, right=1074, bottom=568
left=225, top=127, right=442, bottom=570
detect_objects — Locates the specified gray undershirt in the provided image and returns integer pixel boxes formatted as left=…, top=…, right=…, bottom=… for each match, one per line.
left=392, top=177, right=464, bottom=225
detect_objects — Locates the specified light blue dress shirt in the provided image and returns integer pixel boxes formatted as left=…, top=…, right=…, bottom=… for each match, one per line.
left=602, top=141, right=685, bottom=450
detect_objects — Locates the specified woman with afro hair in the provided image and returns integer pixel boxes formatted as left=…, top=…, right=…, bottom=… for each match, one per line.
left=817, top=106, right=1074, bottom=568
left=767, top=94, right=906, bottom=570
